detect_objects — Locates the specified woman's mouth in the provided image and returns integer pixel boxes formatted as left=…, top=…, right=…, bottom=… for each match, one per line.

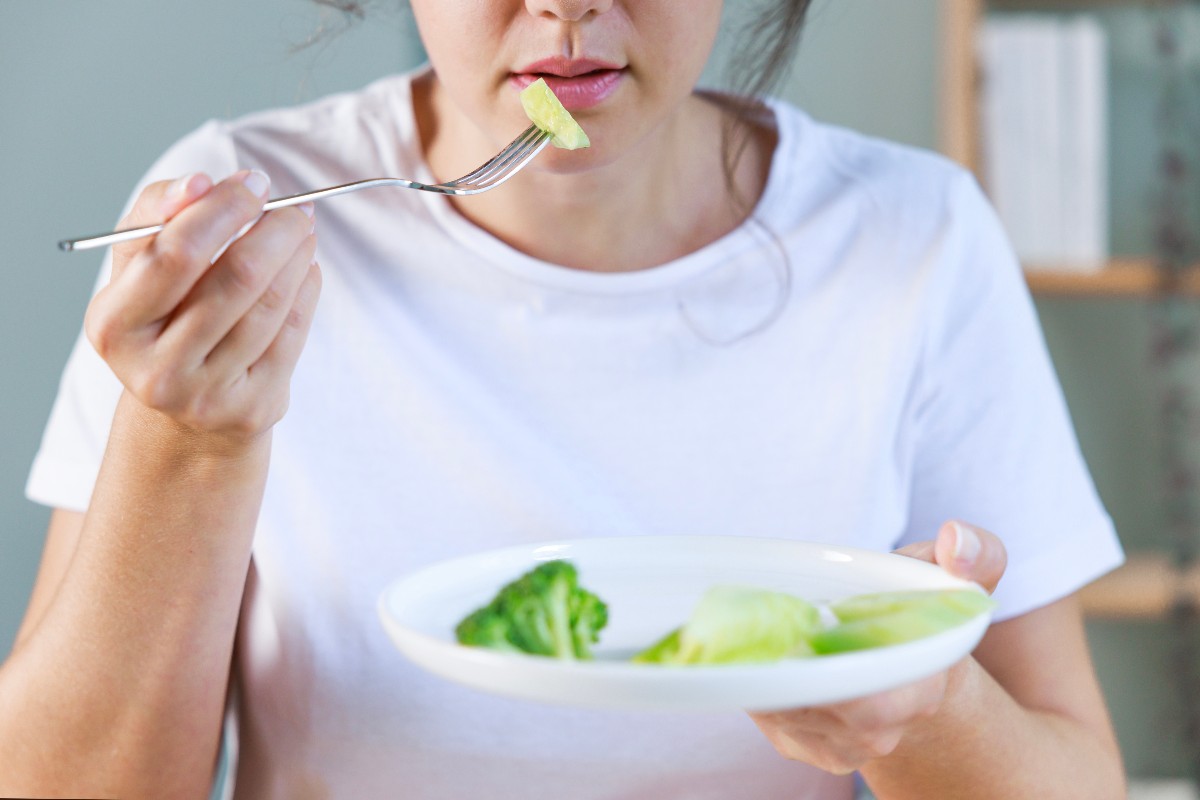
left=510, top=57, right=625, bottom=111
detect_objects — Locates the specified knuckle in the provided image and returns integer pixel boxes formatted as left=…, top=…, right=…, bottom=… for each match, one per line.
left=815, top=751, right=859, bottom=776
left=119, top=183, right=166, bottom=227
left=221, top=249, right=266, bottom=294
left=262, top=390, right=290, bottom=427
left=233, top=400, right=282, bottom=438
left=153, top=234, right=207, bottom=274
left=234, top=411, right=265, bottom=438
left=863, top=731, right=903, bottom=760
left=207, top=380, right=289, bottom=439
left=255, top=282, right=289, bottom=315
left=280, top=205, right=313, bottom=232
left=84, top=303, right=117, bottom=358
left=243, top=410, right=273, bottom=438
left=284, top=302, right=309, bottom=330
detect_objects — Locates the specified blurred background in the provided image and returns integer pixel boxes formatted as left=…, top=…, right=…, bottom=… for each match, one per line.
left=2, top=1, right=1198, bottom=796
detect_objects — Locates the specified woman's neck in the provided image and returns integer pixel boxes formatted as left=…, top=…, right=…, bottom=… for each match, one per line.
left=412, top=73, right=776, bottom=274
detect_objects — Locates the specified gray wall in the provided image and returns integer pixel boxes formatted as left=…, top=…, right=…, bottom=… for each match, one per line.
left=1, top=1, right=424, bottom=646
left=0, top=0, right=1184, bottom=780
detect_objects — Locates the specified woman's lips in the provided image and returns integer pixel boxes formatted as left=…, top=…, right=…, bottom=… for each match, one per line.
left=510, top=61, right=625, bottom=111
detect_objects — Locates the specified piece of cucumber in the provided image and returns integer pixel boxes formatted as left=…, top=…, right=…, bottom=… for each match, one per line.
left=520, top=78, right=591, bottom=150
left=812, top=590, right=994, bottom=655
left=830, top=589, right=995, bottom=624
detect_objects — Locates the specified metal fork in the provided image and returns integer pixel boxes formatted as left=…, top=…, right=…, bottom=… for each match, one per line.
left=59, top=124, right=553, bottom=252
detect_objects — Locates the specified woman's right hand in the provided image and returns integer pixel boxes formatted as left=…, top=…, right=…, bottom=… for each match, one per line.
left=85, top=170, right=322, bottom=447
left=4, top=172, right=320, bottom=797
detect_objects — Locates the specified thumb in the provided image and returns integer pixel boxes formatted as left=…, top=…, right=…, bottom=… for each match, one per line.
left=932, top=520, right=1008, bottom=595
left=110, top=172, right=213, bottom=272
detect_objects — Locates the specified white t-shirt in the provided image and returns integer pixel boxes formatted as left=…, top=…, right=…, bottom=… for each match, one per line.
left=28, top=68, right=1123, bottom=799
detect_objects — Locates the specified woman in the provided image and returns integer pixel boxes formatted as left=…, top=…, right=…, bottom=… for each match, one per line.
left=4, top=1, right=1126, bottom=797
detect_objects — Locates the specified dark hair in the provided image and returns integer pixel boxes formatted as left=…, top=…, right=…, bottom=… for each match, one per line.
left=310, top=0, right=369, bottom=20
left=707, top=2, right=810, bottom=344
left=721, top=1, right=812, bottom=206
left=728, top=1, right=812, bottom=101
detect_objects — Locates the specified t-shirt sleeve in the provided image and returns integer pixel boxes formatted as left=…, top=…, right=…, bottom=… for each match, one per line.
left=894, top=172, right=1124, bottom=622
left=26, top=120, right=240, bottom=513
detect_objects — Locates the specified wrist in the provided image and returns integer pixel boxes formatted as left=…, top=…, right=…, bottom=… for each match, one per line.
left=84, top=391, right=275, bottom=561
left=116, top=390, right=273, bottom=465
left=858, top=657, right=989, bottom=795
left=905, top=655, right=983, bottom=746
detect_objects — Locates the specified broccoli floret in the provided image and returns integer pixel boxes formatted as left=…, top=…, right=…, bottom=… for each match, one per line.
left=454, top=560, right=608, bottom=660
left=453, top=607, right=527, bottom=655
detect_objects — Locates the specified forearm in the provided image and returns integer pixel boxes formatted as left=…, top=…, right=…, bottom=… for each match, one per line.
left=0, top=393, right=268, bottom=798
left=861, top=656, right=1126, bottom=800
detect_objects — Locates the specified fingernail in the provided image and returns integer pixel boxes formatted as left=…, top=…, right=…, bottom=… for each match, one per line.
left=166, top=173, right=197, bottom=204
left=240, top=169, right=270, bottom=198
left=951, top=522, right=981, bottom=565
left=297, top=202, right=315, bottom=218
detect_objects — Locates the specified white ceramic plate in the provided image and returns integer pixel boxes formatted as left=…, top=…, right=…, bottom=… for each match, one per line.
left=377, top=535, right=993, bottom=712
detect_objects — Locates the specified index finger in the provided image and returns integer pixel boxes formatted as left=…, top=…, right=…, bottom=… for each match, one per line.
left=110, top=172, right=213, bottom=276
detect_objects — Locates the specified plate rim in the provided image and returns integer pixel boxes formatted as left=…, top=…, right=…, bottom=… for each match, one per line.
left=376, top=534, right=992, bottom=710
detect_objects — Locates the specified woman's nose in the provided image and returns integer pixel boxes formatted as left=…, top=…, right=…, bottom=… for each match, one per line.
left=524, top=0, right=614, bottom=23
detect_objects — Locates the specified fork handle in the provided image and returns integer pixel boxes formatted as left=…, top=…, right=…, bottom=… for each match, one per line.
left=58, top=222, right=170, bottom=252
left=58, top=178, right=417, bottom=252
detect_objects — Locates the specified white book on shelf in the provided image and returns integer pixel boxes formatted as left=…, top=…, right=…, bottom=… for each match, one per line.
left=977, top=15, right=1110, bottom=272
left=1058, top=16, right=1109, bottom=271
left=1028, top=19, right=1065, bottom=268
left=978, top=17, right=1057, bottom=267
left=977, top=19, right=1030, bottom=262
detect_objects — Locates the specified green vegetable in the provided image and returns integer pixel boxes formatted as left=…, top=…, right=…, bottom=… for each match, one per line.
left=454, top=561, right=992, bottom=666
left=829, top=589, right=995, bottom=624
left=633, top=586, right=820, bottom=665
left=811, top=589, right=995, bottom=655
left=455, top=560, right=608, bottom=660
left=519, top=78, right=591, bottom=150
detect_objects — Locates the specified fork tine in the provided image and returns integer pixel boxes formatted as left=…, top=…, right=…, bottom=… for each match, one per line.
left=473, top=126, right=551, bottom=184
left=448, top=125, right=541, bottom=185
left=445, top=125, right=550, bottom=189
left=478, top=129, right=552, bottom=186
left=466, top=139, right=548, bottom=189
left=458, top=133, right=551, bottom=194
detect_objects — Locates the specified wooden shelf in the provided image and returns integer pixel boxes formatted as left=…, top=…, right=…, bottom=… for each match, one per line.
left=937, top=4, right=1195, bottom=622
left=1025, top=259, right=1200, bottom=297
left=1081, top=552, right=1200, bottom=619
left=939, top=0, right=985, bottom=173
left=938, top=3, right=1171, bottom=296
left=990, top=0, right=1158, bottom=8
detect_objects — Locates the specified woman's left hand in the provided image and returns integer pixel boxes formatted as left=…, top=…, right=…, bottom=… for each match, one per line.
left=748, top=520, right=1008, bottom=775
